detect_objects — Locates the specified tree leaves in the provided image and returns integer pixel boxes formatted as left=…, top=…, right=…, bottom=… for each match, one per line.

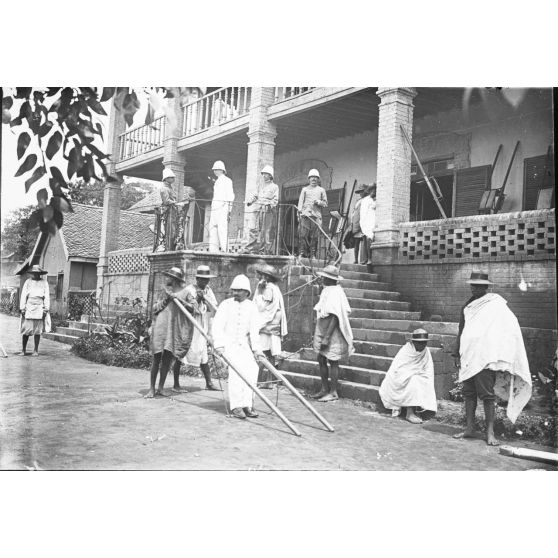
left=100, top=87, right=115, bottom=102
left=15, top=154, right=37, bottom=176
left=36, top=188, right=49, bottom=207
left=46, top=131, right=62, bottom=159
left=25, top=166, right=46, bottom=192
left=17, top=132, right=31, bottom=159
left=15, top=88, right=32, bottom=99
left=2, top=96, right=13, bottom=110
left=87, top=97, right=107, bottom=116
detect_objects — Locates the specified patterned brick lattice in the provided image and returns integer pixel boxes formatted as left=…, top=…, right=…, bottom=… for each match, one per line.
left=399, top=209, right=556, bottom=263
left=108, top=251, right=151, bottom=274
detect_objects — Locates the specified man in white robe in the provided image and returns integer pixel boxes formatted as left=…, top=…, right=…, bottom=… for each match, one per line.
left=359, top=183, right=376, bottom=272
left=213, top=274, right=265, bottom=419
left=253, top=264, right=287, bottom=389
left=452, top=271, right=532, bottom=445
left=379, top=328, right=437, bottom=423
left=208, top=160, right=235, bottom=252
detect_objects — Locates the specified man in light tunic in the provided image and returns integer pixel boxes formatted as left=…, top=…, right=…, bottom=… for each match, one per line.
left=208, top=160, right=235, bottom=252
left=311, top=265, right=354, bottom=402
left=213, top=274, right=265, bottom=419
left=243, top=165, right=279, bottom=254
left=297, top=168, right=328, bottom=259
left=18, top=265, right=50, bottom=356
left=252, top=264, right=288, bottom=389
left=359, top=183, right=376, bottom=272
left=175, top=265, right=221, bottom=392
left=452, top=271, right=532, bottom=446
left=379, top=328, right=437, bottom=423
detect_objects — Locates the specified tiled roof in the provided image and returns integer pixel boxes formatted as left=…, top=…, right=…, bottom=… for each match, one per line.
left=127, top=190, right=161, bottom=213
left=62, top=204, right=154, bottom=259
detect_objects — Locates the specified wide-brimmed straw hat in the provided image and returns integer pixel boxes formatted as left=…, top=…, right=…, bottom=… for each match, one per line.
left=466, top=271, right=493, bottom=285
left=411, top=328, right=429, bottom=341
left=355, top=184, right=366, bottom=193
left=195, top=265, right=216, bottom=279
left=28, top=265, right=47, bottom=275
left=255, top=264, right=281, bottom=282
left=163, top=267, right=186, bottom=283
left=317, top=265, right=343, bottom=282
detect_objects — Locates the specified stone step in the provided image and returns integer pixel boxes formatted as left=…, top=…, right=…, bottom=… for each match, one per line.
left=300, top=348, right=393, bottom=372
left=338, top=279, right=392, bottom=291
left=280, top=370, right=381, bottom=404
left=43, top=332, right=80, bottom=345
left=349, top=318, right=459, bottom=336
left=344, top=288, right=401, bottom=301
left=347, top=297, right=411, bottom=311
left=351, top=309, right=422, bottom=321
left=339, top=263, right=370, bottom=272
left=57, top=326, right=89, bottom=338
left=69, top=320, right=107, bottom=331
left=352, top=339, right=442, bottom=358
left=351, top=328, right=455, bottom=349
left=338, top=270, right=379, bottom=281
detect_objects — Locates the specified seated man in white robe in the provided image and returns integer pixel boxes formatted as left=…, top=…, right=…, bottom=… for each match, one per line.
left=452, top=271, right=532, bottom=446
left=213, top=274, right=265, bottom=420
left=379, top=328, right=437, bottom=423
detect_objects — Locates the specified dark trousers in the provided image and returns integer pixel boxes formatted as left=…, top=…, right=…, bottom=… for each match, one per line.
left=299, top=215, right=319, bottom=257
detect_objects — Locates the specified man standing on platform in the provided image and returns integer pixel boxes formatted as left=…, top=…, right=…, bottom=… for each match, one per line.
left=212, top=275, right=265, bottom=419
left=243, top=165, right=279, bottom=254
left=311, top=265, right=354, bottom=402
left=297, top=169, right=328, bottom=259
left=359, top=183, right=376, bottom=272
left=452, top=271, right=532, bottom=445
left=208, top=160, right=235, bottom=252
left=253, top=265, right=288, bottom=389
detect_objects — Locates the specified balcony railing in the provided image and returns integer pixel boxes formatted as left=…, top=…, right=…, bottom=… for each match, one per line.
left=273, top=87, right=316, bottom=103
left=118, top=116, right=166, bottom=161
left=182, top=87, right=252, bottom=137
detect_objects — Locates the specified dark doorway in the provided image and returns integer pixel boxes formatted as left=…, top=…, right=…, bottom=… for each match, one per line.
left=410, top=174, right=454, bottom=221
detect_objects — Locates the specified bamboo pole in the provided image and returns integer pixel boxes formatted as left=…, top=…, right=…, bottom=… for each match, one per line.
left=499, top=445, right=558, bottom=466
left=171, top=298, right=302, bottom=437
left=260, top=357, right=335, bottom=432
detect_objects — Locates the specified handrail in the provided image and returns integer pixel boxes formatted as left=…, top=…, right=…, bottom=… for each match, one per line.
left=182, top=87, right=252, bottom=137
left=273, top=87, right=316, bottom=103
left=118, top=116, right=166, bottom=161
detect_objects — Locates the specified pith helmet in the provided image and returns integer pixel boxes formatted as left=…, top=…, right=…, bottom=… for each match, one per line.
left=308, top=168, right=320, bottom=179
left=212, top=160, right=227, bottom=172
left=261, top=165, right=274, bottom=178
left=230, top=274, right=252, bottom=295
left=163, top=267, right=186, bottom=283
left=162, top=168, right=175, bottom=180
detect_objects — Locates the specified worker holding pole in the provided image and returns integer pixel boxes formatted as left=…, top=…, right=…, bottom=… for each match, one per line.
left=212, top=274, right=266, bottom=420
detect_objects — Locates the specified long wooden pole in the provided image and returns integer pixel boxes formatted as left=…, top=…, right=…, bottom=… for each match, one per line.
left=260, top=357, right=335, bottom=432
left=400, top=125, right=447, bottom=219
left=171, top=298, right=302, bottom=437
left=499, top=445, right=558, bottom=466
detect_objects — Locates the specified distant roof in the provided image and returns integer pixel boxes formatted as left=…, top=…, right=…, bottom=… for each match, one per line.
left=62, top=204, right=154, bottom=259
left=127, top=190, right=161, bottom=213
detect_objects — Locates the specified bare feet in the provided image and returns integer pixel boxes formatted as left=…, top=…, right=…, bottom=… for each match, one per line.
left=453, top=430, right=475, bottom=440
left=16, top=351, right=27, bottom=356
left=31, top=351, right=39, bottom=357
left=155, top=389, right=164, bottom=397
left=144, top=389, right=155, bottom=399
left=318, top=393, right=338, bottom=402
left=486, top=432, right=500, bottom=446
left=310, top=390, right=328, bottom=400
left=406, top=409, right=423, bottom=424
left=172, top=386, right=186, bottom=393
left=391, top=409, right=401, bottom=417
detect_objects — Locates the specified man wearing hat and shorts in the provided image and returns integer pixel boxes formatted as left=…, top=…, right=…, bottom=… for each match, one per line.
left=177, top=265, right=221, bottom=391
left=452, top=271, right=532, bottom=445
left=297, top=169, right=328, bottom=259
left=208, top=160, right=235, bottom=252
left=212, top=274, right=265, bottom=419
left=243, top=165, right=279, bottom=254
left=379, top=329, right=437, bottom=423
left=253, top=264, right=288, bottom=389
left=311, top=265, right=354, bottom=402
left=18, top=265, right=50, bottom=356
left=145, top=267, right=194, bottom=398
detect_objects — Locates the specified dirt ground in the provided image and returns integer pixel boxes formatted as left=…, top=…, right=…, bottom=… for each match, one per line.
left=0, top=314, right=555, bottom=470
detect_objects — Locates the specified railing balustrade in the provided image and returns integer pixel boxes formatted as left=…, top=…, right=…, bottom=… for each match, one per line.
left=118, top=116, right=166, bottom=161
left=273, top=87, right=316, bottom=103
left=182, top=87, right=252, bottom=137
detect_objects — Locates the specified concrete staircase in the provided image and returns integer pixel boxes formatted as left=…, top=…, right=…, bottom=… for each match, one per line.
left=44, top=320, right=108, bottom=345
left=280, top=263, right=457, bottom=403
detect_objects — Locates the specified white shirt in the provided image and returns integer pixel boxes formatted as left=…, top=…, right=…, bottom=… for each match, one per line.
left=211, top=175, right=235, bottom=211
left=20, top=278, right=50, bottom=316
left=212, top=298, right=262, bottom=351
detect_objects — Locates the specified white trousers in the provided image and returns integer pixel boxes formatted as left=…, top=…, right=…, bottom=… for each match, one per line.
left=225, top=344, right=259, bottom=410
left=208, top=208, right=229, bottom=251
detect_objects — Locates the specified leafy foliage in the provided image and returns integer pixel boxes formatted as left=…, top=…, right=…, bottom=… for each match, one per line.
left=1, top=205, right=38, bottom=260
left=66, top=179, right=153, bottom=210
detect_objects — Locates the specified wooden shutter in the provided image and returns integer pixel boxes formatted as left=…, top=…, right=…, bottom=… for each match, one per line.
left=523, top=153, right=555, bottom=210
left=454, top=165, right=492, bottom=217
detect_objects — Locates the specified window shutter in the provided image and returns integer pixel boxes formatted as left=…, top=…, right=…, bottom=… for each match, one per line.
left=454, top=165, right=492, bottom=217
left=523, top=153, right=555, bottom=210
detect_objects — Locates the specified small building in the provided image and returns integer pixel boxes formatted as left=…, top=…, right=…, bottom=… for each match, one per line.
left=20, top=204, right=154, bottom=316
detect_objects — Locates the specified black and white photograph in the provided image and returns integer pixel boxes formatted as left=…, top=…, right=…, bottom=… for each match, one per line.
left=0, top=2, right=556, bottom=557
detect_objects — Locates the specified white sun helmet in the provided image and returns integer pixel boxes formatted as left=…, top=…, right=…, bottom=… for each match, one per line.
left=212, top=160, right=227, bottom=172
left=162, top=168, right=175, bottom=180
left=308, top=168, right=320, bottom=179
left=230, top=274, right=251, bottom=295
left=261, top=165, right=274, bottom=178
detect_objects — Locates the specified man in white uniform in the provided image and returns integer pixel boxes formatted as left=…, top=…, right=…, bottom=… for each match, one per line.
left=212, top=274, right=265, bottom=419
left=208, top=160, right=234, bottom=252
